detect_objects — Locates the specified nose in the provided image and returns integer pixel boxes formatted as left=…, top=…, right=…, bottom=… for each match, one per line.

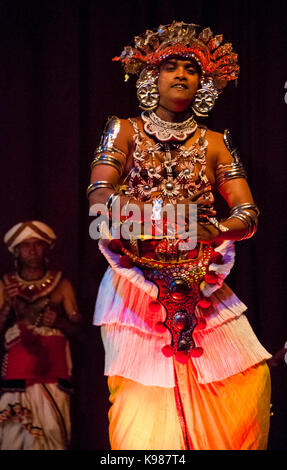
left=28, top=243, right=37, bottom=255
left=175, top=66, right=187, bottom=80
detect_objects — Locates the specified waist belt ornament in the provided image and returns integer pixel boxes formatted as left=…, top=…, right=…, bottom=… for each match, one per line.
left=113, top=239, right=217, bottom=364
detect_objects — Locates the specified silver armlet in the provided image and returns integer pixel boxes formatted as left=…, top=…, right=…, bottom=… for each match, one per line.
left=91, top=154, right=124, bottom=175
left=228, top=203, right=260, bottom=239
left=91, top=116, right=126, bottom=175
left=96, top=116, right=125, bottom=155
left=216, top=130, right=247, bottom=189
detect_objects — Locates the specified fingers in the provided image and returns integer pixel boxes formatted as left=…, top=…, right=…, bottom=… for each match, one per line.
left=42, top=309, right=58, bottom=327
left=189, top=186, right=213, bottom=202
left=4, top=283, right=19, bottom=300
left=43, top=310, right=57, bottom=320
left=184, top=204, right=216, bottom=219
left=197, top=207, right=217, bottom=216
left=189, top=186, right=211, bottom=199
left=177, top=205, right=217, bottom=229
left=196, top=222, right=220, bottom=243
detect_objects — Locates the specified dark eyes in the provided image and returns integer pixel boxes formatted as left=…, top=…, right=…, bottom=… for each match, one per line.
left=163, top=64, right=175, bottom=71
left=22, top=241, right=43, bottom=249
left=164, top=64, right=196, bottom=74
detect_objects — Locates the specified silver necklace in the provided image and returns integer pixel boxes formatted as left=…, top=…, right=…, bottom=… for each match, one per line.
left=141, top=111, right=197, bottom=142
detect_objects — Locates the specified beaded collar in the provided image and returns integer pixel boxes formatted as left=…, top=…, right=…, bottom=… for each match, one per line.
left=141, top=111, right=198, bottom=142
left=4, top=271, right=62, bottom=302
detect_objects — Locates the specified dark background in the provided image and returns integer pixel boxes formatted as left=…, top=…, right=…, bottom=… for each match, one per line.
left=0, top=0, right=286, bottom=450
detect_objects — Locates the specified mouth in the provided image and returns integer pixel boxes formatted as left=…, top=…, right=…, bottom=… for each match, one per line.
left=171, top=83, right=188, bottom=90
left=28, top=257, right=41, bottom=263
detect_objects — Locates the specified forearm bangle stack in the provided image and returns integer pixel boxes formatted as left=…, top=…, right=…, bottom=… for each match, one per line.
left=228, top=203, right=260, bottom=239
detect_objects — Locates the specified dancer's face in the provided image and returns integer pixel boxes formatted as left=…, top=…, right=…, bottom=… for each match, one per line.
left=157, top=58, right=200, bottom=113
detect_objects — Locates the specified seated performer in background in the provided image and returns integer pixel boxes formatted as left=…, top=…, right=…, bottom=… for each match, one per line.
left=89, top=22, right=272, bottom=450
left=0, top=221, right=81, bottom=450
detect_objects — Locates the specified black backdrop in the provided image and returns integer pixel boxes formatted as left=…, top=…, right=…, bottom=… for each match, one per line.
left=0, top=0, right=286, bottom=450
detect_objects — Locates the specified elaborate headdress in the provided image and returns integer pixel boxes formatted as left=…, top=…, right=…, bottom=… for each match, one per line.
left=113, top=21, right=239, bottom=115
left=4, top=221, right=56, bottom=253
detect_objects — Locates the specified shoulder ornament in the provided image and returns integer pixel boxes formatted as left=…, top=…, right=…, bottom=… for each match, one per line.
left=91, top=116, right=126, bottom=175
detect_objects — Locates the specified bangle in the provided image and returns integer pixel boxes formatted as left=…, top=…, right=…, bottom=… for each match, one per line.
left=230, top=203, right=260, bottom=217
left=95, top=144, right=126, bottom=159
left=215, top=163, right=247, bottom=189
left=91, top=154, right=124, bottom=175
left=208, top=217, right=229, bottom=233
left=106, top=193, right=115, bottom=211
left=227, top=203, right=259, bottom=240
left=106, top=193, right=120, bottom=216
left=86, top=181, right=115, bottom=198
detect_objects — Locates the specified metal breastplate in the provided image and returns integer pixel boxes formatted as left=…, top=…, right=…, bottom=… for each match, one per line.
left=121, top=119, right=209, bottom=204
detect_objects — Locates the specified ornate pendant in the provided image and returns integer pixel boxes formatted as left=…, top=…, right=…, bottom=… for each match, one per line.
left=151, top=276, right=200, bottom=355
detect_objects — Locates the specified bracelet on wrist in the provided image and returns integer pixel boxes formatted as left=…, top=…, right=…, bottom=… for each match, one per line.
left=208, top=217, right=229, bottom=234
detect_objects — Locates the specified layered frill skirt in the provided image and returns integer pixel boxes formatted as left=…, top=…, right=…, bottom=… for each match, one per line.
left=94, top=240, right=272, bottom=450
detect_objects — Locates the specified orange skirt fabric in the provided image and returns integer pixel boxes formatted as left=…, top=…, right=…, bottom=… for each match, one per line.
left=107, top=360, right=271, bottom=450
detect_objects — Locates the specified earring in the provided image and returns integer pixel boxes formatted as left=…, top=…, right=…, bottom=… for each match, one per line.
left=136, top=67, right=159, bottom=111
left=192, top=78, right=219, bottom=117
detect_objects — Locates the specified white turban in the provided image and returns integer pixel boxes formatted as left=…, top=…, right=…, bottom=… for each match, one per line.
left=4, top=221, right=57, bottom=253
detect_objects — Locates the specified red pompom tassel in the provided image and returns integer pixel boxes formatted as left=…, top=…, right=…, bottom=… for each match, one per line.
left=161, top=345, right=174, bottom=357
left=196, top=318, right=207, bottom=330
left=175, top=351, right=189, bottom=364
left=198, top=298, right=212, bottom=309
left=108, top=239, right=123, bottom=254
left=204, top=272, right=218, bottom=284
left=212, top=239, right=223, bottom=248
left=189, top=347, right=204, bottom=358
left=119, top=255, right=134, bottom=268
left=210, top=251, right=223, bottom=264
left=149, top=301, right=162, bottom=313
left=155, top=321, right=167, bottom=333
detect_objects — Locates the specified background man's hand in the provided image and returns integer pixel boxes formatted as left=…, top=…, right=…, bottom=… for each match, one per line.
left=42, top=308, right=57, bottom=328
left=4, top=282, right=20, bottom=305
